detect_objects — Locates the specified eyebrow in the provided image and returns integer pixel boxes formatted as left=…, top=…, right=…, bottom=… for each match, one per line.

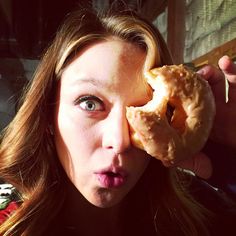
left=72, top=77, right=113, bottom=89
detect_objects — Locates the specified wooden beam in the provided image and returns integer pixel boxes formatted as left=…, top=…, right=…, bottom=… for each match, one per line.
left=192, top=38, right=236, bottom=68
left=167, top=0, right=185, bottom=64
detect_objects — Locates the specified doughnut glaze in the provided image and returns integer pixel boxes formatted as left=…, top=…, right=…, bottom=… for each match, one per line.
left=126, top=65, right=216, bottom=166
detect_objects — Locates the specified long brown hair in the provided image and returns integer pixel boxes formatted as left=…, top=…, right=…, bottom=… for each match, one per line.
left=0, top=8, right=211, bottom=235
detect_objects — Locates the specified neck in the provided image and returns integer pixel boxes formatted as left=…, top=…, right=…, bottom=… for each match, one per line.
left=55, top=160, right=163, bottom=235
left=59, top=175, right=122, bottom=235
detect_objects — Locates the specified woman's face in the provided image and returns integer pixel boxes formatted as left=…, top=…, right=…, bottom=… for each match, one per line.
left=54, top=38, right=151, bottom=208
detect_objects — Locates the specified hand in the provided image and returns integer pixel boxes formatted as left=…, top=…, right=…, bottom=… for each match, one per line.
left=178, top=55, right=236, bottom=179
left=199, top=55, right=236, bottom=148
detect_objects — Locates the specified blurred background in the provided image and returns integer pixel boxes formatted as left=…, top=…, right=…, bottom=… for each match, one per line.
left=0, top=0, right=236, bottom=131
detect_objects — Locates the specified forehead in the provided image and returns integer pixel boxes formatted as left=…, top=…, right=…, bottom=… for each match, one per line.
left=68, top=38, right=145, bottom=70
left=58, top=39, right=151, bottom=103
left=62, top=39, right=146, bottom=83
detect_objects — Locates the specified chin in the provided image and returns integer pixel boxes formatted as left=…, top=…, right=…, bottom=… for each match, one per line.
left=86, top=189, right=127, bottom=208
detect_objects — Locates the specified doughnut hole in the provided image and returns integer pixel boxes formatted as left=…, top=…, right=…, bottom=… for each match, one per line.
left=167, top=98, right=187, bottom=134
left=166, top=103, right=174, bottom=124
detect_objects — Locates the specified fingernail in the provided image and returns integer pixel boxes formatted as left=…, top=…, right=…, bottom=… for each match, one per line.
left=197, top=68, right=206, bottom=76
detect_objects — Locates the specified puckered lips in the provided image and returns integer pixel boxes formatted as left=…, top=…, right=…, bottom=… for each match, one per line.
left=94, top=166, right=128, bottom=188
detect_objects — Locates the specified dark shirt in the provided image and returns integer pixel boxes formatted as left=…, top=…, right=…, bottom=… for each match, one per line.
left=203, top=140, right=236, bottom=201
left=44, top=174, right=236, bottom=236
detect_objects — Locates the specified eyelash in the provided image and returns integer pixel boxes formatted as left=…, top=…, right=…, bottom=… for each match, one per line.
left=75, top=95, right=104, bottom=112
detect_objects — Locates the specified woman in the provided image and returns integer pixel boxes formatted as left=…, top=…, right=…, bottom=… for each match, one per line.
left=0, top=9, right=235, bottom=236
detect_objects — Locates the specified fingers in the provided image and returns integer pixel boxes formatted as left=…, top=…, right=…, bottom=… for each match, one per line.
left=197, top=55, right=236, bottom=148
left=218, top=56, right=236, bottom=103
left=197, top=64, right=227, bottom=102
left=177, top=152, right=213, bottom=179
left=218, top=55, right=236, bottom=85
left=197, top=64, right=223, bottom=84
left=197, top=55, right=236, bottom=103
left=197, top=55, right=236, bottom=84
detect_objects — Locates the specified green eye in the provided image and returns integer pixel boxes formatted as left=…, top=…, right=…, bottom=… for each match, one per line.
left=77, top=95, right=104, bottom=111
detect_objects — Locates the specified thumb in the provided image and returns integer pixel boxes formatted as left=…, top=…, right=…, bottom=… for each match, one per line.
left=177, top=152, right=213, bottom=179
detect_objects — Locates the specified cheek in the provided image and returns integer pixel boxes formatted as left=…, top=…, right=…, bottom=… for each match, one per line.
left=133, top=153, right=150, bottom=177
left=56, top=104, right=98, bottom=149
left=126, top=150, right=151, bottom=186
left=54, top=106, right=100, bottom=176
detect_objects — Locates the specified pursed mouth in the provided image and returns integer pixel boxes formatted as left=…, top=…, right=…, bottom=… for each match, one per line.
left=105, top=171, right=121, bottom=177
left=95, top=166, right=128, bottom=177
left=94, top=168, right=128, bottom=188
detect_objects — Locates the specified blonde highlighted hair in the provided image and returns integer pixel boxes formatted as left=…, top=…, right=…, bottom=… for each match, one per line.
left=0, top=8, right=211, bottom=235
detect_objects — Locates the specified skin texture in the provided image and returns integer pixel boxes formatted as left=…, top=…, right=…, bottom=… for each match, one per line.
left=54, top=39, right=151, bottom=208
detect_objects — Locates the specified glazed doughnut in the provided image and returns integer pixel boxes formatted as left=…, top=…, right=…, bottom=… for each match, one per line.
left=126, top=65, right=216, bottom=167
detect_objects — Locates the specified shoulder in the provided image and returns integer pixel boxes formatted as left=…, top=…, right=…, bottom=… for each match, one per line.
left=188, top=174, right=236, bottom=235
left=189, top=174, right=235, bottom=210
left=0, top=181, right=21, bottom=224
left=203, top=140, right=236, bottom=200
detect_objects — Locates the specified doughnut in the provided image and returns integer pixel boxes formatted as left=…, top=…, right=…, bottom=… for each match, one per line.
left=126, top=65, right=216, bottom=167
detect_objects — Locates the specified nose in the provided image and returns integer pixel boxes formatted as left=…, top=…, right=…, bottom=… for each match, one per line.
left=102, top=108, right=131, bottom=154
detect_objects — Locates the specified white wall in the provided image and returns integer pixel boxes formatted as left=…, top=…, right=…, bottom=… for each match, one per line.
left=153, top=0, right=236, bottom=63
left=185, top=0, right=236, bottom=62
